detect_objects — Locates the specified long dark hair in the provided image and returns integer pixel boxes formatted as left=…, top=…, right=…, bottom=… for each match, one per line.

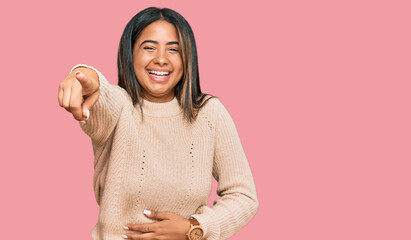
left=118, top=7, right=214, bottom=122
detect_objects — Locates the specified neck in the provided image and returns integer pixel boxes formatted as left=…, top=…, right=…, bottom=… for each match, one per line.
left=142, top=93, right=175, bottom=103
left=140, top=97, right=182, bottom=117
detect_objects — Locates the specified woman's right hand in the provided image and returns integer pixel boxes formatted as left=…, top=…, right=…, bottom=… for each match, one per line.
left=58, top=67, right=100, bottom=121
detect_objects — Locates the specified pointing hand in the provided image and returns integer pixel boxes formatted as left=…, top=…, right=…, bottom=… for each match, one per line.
left=58, top=67, right=100, bottom=121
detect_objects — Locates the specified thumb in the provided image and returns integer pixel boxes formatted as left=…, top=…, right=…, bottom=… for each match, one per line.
left=81, top=90, right=99, bottom=119
left=144, top=210, right=172, bottom=220
left=75, top=71, right=92, bottom=89
left=76, top=71, right=99, bottom=97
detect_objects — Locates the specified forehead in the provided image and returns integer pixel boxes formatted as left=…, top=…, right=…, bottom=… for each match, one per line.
left=138, top=20, right=179, bottom=43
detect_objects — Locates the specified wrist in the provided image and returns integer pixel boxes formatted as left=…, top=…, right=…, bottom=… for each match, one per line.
left=186, top=217, right=204, bottom=240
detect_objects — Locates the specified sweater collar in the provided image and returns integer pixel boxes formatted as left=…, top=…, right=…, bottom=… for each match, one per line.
left=140, top=97, right=183, bottom=117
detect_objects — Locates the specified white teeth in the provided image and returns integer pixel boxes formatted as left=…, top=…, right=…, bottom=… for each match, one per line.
left=149, top=70, right=170, bottom=76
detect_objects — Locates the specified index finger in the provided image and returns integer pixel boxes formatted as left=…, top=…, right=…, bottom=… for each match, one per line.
left=122, top=232, right=155, bottom=240
left=124, top=222, right=157, bottom=233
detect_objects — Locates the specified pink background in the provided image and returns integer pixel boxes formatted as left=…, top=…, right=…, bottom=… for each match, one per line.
left=1, top=0, right=410, bottom=239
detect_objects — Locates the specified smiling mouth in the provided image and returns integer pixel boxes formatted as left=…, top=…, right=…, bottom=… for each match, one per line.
left=148, top=70, right=171, bottom=76
left=147, top=70, right=172, bottom=83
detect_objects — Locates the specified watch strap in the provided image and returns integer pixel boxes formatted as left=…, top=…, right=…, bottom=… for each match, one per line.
left=189, top=217, right=200, bottom=226
left=186, top=217, right=203, bottom=240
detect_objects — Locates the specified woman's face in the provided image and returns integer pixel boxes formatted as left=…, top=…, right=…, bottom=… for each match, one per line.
left=133, top=20, right=184, bottom=103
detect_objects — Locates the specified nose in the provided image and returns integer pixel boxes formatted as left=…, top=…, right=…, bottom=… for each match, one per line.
left=153, top=49, right=168, bottom=66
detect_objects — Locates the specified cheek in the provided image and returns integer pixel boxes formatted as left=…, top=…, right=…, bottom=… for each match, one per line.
left=133, top=52, right=151, bottom=68
left=133, top=54, right=150, bottom=84
left=172, top=57, right=183, bottom=73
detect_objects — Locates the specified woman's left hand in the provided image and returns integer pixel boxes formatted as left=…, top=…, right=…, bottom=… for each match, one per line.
left=122, top=210, right=191, bottom=240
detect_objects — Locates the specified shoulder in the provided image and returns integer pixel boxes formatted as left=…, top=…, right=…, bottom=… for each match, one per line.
left=199, top=96, right=226, bottom=113
left=198, top=97, right=234, bottom=125
left=197, top=96, right=227, bottom=119
left=113, top=85, right=133, bottom=103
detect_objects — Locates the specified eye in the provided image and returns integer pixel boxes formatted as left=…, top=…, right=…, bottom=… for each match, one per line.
left=169, top=48, right=179, bottom=53
left=143, top=46, right=155, bottom=50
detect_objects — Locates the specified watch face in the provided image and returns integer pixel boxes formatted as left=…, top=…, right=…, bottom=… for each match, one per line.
left=189, top=227, right=204, bottom=240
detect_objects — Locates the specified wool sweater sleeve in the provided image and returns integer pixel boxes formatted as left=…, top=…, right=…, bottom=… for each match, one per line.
left=192, top=100, right=259, bottom=240
left=71, top=64, right=127, bottom=146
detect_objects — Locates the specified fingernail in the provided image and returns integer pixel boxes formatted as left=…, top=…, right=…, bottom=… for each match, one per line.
left=144, top=210, right=151, bottom=215
left=121, top=235, right=128, bottom=239
left=123, top=226, right=129, bottom=230
left=75, top=71, right=81, bottom=75
left=86, top=109, right=90, bottom=120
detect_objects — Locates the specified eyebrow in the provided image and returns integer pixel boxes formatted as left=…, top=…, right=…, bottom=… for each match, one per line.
left=140, top=40, right=180, bottom=47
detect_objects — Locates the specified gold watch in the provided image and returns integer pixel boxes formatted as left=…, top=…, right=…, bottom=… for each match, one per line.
left=186, top=217, right=204, bottom=240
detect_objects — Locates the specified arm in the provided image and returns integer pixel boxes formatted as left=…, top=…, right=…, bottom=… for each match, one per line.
left=191, top=100, right=259, bottom=240
left=70, top=64, right=127, bottom=146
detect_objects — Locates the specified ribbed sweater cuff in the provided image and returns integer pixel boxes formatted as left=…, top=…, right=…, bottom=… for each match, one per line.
left=192, top=209, right=220, bottom=240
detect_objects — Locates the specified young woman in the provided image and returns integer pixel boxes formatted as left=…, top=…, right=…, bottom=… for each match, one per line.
left=58, top=7, right=258, bottom=240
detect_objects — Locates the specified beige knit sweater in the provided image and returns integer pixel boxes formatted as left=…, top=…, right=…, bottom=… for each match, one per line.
left=74, top=64, right=258, bottom=240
